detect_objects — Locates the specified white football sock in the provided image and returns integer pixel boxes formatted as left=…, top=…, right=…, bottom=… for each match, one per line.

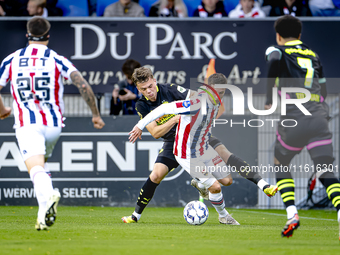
left=132, top=211, right=141, bottom=221
left=44, top=162, right=52, bottom=179
left=30, top=165, right=54, bottom=220
left=337, top=210, right=340, bottom=222
left=286, top=205, right=298, bottom=219
left=209, top=192, right=228, bottom=217
left=257, top=179, right=269, bottom=190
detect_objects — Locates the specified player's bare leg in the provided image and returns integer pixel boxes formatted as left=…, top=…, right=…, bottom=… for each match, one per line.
left=27, top=155, right=60, bottom=230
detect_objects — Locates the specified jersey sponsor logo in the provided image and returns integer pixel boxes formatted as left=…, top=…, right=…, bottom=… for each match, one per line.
left=156, top=114, right=176, bottom=125
left=155, top=101, right=177, bottom=125
left=212, top=155, right=223, bottom=166
left=176, top=100, right=191, bottom=108
left=177, top=86, right=186, bottom=93
left=285, top=48, right=316, bottom=57
left=182, top=100, right=191, bottom=108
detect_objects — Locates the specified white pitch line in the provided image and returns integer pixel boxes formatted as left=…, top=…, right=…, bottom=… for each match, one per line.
left=242, top=210, right=337, bottom=221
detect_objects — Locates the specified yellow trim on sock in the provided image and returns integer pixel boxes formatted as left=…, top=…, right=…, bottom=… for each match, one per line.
left=332, top=196, right=340, bottom=206
left=328, top=188, right=340, bottom=199
left=278, top=183, right=295, bottom=191
left=334, top=200, right=340, bottom=208
left=281, top=191, right=295, bottom=199
left=277, top=179, right=294, bottom=187
left=326, top=183, right=340, bottom=194
left=283, top=196, right=295, bottom=203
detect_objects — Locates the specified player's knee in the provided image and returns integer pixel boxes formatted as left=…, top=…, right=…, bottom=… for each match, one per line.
left=219, top=176, right=233, bottom=186
left=149, top=172, right=164, bottom=184
left=149, top=164, right=169, bottom=183
left=208, top=182, right=221, bottom=193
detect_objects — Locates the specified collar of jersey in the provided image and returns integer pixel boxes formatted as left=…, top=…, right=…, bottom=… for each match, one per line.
left=28, top=43, right=48, bottom=48
left=285, top=40, right=302, bottom=46
left=145, top=84, right=159, bottom=101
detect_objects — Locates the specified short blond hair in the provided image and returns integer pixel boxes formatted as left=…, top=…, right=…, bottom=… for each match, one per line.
left=131, top=67, right=154, bottom=85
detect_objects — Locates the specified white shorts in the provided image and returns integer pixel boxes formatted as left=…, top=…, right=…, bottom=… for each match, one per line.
left=175, top=145, right=231, bottom=188
left=15, top=125, right=62, bottom=161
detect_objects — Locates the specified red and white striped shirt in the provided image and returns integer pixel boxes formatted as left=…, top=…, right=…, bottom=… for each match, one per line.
left=136, top=91, right=220, bottom=159
left=0, top=44, right=77, bottom=128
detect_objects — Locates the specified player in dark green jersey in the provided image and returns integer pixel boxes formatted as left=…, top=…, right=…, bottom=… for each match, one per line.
left=265, top=15, right=340, bottom=239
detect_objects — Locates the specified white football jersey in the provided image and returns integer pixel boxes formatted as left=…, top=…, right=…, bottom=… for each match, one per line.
left=0, top=44, right=77, bottom=128
left=136, top=91, right=220, bottom=159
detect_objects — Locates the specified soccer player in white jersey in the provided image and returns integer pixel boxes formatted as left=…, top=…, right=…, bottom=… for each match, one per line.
left=0, top=17, right=105, bottom=230
left=129, top=73, right=256, bottom=224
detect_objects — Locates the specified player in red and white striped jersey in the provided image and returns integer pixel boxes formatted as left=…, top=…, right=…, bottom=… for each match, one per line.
left=0, top=17, right=105, bottom=231
left=131, top=75, right=228, bottom=180
left=0, top=39, right=74, bottom=128
left=129, top=73, right=241, bottom=224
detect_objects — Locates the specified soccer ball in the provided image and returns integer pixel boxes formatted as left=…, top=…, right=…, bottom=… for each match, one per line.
left=183, top=200, right=209, bottom=225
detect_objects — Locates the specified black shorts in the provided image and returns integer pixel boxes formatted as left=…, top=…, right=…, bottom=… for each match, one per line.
left=155, top=141, right=179, bottom=171
left=155, top=136, right=223, bottom=172
left=275, top=114, right=333, bottom=164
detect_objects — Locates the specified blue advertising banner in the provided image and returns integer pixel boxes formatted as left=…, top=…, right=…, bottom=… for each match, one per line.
left=0, top=18, right=339, bottom=94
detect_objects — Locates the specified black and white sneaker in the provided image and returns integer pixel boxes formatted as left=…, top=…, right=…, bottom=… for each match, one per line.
left=35, top=218, right=48, bottom=231
left=191, top=179, right=209, bottom=200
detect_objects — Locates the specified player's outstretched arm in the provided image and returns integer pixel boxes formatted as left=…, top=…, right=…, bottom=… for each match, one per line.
left=70, top=71, right=105, bottom=129
left=0, top=86, right=11, bottom=120
left=136, top=99, right=201, bottom=132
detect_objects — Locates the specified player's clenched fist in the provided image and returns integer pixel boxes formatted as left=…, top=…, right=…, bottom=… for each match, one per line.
left=0, top=107, right=11, bottom=120
left=92, top=116, right=105, bottom=129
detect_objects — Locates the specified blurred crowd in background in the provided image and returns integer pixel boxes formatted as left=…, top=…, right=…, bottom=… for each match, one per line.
left=0, top=0, right=339, bottom=18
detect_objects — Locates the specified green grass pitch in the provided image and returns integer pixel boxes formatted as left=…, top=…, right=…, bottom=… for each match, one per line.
left=0, top=206, right=339, bottom=255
